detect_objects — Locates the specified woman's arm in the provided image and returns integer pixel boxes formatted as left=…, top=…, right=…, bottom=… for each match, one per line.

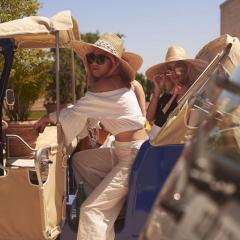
left=132, top=80, right=146, bottom=115
left=146, top=93, right=160, bottom=122
left=162, top=84, right=183, bottom=114
left=146, top=75, right=163, bottom=122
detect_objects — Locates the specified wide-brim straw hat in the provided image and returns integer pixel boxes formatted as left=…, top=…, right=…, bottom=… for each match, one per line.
left=145, top=45, right=207, bottom=81
left=196, top=34, right=240, bottom=75
left=71, top=32, right=143, bottom=81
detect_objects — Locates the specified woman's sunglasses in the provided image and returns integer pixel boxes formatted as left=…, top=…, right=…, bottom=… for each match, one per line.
left=165, top=63, right=188, bottom=76
left=86, top=53, right=109, bottom=65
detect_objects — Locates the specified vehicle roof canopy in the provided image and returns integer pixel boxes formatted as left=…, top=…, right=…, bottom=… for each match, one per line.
left=0, top=10, right=80, bottom=48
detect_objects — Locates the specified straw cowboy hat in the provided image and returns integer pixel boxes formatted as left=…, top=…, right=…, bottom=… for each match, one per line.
left=145, top=46, right=207, bottom=81
left=196, top=34, right=240, bottom=73
left=71, top=32, right=143, bottom=81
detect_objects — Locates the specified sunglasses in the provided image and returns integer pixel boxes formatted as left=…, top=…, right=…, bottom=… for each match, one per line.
left=86, top=53, right=109, bottom=65
left=166, top=63, right=188, bottom=75
left=159, top=68, right=185, bottom=78
left=155, top=70, right=174, bottom=79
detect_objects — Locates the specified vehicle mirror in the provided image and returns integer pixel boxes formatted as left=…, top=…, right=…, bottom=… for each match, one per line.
left=5, top=89, right=15, bottom=110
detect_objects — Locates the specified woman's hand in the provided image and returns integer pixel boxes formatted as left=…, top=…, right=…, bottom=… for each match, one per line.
left=34, top=115, right=51, bottom=133
left=171, top=84, right=187, bottom=97
left=152, top=74, right=174, bottom=96
left=171, top=84, right=182, bottom=95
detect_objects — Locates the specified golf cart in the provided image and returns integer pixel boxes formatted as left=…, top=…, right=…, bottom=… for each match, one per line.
left=1, top=10, right=240, bottom=240
left=0, top=11, right=80, bottom=240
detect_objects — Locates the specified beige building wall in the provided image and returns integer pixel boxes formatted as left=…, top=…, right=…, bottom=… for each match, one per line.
left=220, top=0, right=240, bottom=39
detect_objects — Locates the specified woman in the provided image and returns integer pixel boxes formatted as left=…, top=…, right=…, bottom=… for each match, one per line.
left=35, top=32, right=148, bottom=240
left=145, top=46, right=207, bottom=138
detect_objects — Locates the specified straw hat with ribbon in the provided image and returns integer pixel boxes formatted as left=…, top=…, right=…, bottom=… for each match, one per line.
left=71, top=32, right=143, bottom=81
left=145, top=46, right=207, bottom=81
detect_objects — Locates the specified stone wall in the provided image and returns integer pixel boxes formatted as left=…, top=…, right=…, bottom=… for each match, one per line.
left=220, top=0, right=240, bottom=39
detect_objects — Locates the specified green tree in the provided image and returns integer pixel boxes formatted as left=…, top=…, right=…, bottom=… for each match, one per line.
left=0, top=0, right=40, bottom=23
left=81, top=32, right=100, bottom=43
left=0, top=0, right=53, bottom=121
left=8, top=49, right=52, bottom=120
left=135, top=72, right=153, bottom=101
left=145, top=78, right=154, bottom=102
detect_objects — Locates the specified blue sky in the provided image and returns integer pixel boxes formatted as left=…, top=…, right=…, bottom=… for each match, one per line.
left=38, top=0, right=224, bottom=74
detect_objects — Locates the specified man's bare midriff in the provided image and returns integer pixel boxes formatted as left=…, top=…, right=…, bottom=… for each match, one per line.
left=115, top=128, right=148, bottom=142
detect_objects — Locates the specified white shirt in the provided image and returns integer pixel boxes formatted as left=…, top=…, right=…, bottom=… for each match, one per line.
left=50, top=88, right=146, bottom=146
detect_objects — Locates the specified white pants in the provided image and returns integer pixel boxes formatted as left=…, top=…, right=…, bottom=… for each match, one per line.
left=72, top=139, right=144, bottom=240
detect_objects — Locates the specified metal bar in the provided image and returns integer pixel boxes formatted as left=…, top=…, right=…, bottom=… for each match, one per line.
left=6, top=134, right=36, bottom=151
left=54, top=31, right=63, bottom=145
left=71, top=48, right=76, bottom=104
left=55, top=31, right=60, bottom=123
left=5, top=134, right=36, bottom=158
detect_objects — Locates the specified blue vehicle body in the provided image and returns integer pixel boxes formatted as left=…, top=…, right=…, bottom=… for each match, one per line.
left=116, top=141, right=184, bottom=240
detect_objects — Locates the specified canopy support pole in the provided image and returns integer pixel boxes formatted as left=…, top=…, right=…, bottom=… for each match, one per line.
left=71, top=49, right=76, bottom=104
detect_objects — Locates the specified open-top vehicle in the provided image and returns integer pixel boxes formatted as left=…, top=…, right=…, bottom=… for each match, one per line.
left=0, top=11, right=80, bottom=240
left=1, top=10, right=240, bottom=240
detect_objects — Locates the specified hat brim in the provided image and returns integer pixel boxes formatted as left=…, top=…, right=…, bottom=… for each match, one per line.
left=196, top=34, right=234, bottom=63
left=196, top=34, right=240, bottom=75
left=71, top=40, right=143, bottom=81
left=145, top=58, right=207, bottom=81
